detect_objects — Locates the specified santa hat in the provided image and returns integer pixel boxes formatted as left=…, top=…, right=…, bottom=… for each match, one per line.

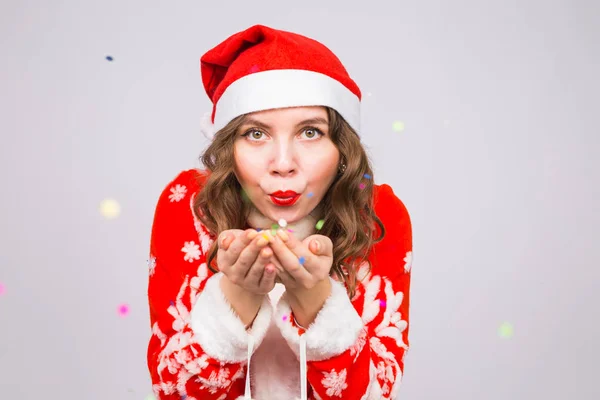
left=199, top=24, right=362, bottom=139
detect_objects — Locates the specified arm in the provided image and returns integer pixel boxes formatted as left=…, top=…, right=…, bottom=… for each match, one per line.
left=274, top=184, right=412, bottom=399
left=147, top=170, right=273, bottom=399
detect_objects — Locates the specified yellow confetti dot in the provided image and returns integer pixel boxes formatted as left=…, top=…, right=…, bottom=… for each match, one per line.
left=99, top=198, right=121, bottom=219
left=392, top=121, right=405, bottom=132
left=498, top=322, right=514, bottom=339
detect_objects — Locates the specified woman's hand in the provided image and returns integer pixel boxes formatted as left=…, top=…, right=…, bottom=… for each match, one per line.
left=217, top=229, right=277, bottom=295
left=268, top=229, right=334, bottom=293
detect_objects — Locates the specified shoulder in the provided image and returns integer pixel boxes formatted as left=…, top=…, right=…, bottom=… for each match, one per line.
left=151, top=168, right=212, bottom=240
left=369, top=183, right=413, bottom=275
left=157, top=169, right=208, bottom=198
left=373, top=183, right=411, bottom=227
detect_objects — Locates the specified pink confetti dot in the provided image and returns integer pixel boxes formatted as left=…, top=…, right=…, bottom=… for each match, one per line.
left=379, top=300, right=386, bottom=307
left=359, top=183, right=366, bottom=190
left=118, top=303, right=130, bottom=317
left=0, top=282, right=5, bottom=296
left=282, top=315, right=288, bottom=321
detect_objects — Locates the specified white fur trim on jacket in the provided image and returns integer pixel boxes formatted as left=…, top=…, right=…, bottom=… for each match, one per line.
left=190, top=272, right=273, bottom=362
left=274, top=277, right=364, bottom=361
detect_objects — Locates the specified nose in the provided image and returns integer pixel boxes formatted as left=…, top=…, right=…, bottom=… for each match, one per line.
left=270, top=142, right=297, bottom=177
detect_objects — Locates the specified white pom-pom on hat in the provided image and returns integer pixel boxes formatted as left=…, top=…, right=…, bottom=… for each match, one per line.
left=200, top=111, right=216, bottom=140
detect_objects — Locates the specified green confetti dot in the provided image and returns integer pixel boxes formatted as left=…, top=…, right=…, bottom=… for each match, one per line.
left=240, top=189, right=250, bottom=203
left=144, top=395, right=156, bottom=400
left=498, top=322, right=514, bottom=339
left=315, top=219, right=325, bottom=230
left=392, top=121, right=405, bottom=132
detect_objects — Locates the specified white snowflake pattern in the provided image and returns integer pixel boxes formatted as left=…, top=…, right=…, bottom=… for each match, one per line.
left=196, top=367, right=232, bottom=394
left=190, top=193, right=215, bottom=254
left=349, top=327, right=368, bottom=362
left=148, top=255, right=157, bottom=276
left=169, top=184, right=187, bottom=202
left=321, top=368, right=348, bottom=397
left=182, top=241, right=201, bottom=262
left=404, top=251, right=412, bottom=273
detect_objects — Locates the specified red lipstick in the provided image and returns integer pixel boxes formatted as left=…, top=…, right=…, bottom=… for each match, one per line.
left=269, top=190, right=300, bottom=206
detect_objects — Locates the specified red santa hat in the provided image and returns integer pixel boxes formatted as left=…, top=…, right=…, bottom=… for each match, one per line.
left=199, top=24, right=362, bottom=139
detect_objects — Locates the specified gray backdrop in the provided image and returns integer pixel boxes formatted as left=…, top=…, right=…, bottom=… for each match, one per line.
left=1, top=0, right=598, bottom=399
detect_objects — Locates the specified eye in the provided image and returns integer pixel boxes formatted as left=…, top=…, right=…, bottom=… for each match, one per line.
left=240, top=129, right=266, bottom=141
left=240, top=126, right=325, bottom=141
left=302, top=127, right=325, bottom=140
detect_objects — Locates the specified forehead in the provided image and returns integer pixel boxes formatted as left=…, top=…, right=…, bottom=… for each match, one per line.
left=241, top=106, right=328, bottom=128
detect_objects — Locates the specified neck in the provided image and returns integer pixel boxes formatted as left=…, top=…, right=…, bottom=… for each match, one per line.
left=246, top=204, right=323, bottom=242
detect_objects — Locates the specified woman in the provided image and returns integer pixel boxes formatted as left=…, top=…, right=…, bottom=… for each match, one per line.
left=147, top=24, right=413, bottom=400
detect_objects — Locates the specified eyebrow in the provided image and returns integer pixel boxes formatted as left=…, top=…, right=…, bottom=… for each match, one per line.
left=241, top=117, right=329, bottom=130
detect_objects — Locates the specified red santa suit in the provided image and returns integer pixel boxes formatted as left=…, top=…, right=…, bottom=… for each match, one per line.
left=147, top=169, right=413, bottom=399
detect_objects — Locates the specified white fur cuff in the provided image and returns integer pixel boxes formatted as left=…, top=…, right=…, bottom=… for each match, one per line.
left=275, top=277, right=364, bottom=361
left=190, top=273, right=273, bottom=362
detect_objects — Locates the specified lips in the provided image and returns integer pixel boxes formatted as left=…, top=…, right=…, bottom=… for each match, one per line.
left=270, top=190, right=300, bottom=197
left=269, top=192, right=300, bottom=206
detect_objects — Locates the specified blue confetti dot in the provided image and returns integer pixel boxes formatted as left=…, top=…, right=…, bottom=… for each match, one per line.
left=299, top=256, right=305, bottom=265
left=170, top=301, right=175, bottom=307
left=257, top=228, right=262, bottom=232
left=363, top=173, right=372, bottom=179
left=306, top=192, right=314, bottom=198
left=106, top=55, right=113, bottom=61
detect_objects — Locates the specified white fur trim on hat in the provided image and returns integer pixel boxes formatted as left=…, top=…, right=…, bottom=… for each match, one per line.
left=213, top=69, right=361, bottom=134
left=190, top=272, right=273, bottom=362
left=200, top=111, right=216, bottom=140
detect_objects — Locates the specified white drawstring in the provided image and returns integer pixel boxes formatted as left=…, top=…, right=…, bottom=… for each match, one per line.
left=244, top=334, right=254, bottom=399
left=299, top=334, right=307, bottom=400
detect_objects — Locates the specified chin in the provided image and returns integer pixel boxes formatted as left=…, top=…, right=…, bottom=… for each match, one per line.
left=265, top=204, right=306, bottom=223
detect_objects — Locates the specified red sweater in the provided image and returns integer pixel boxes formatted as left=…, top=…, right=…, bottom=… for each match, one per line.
left=147, top=169, right=413, bottom=399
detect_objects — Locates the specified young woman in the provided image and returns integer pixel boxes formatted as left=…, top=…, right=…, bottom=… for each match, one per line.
left=147, top=24, right=413, bottom=400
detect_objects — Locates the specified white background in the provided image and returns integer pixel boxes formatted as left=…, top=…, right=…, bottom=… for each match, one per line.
left=1, top=0, right=598, bottom=399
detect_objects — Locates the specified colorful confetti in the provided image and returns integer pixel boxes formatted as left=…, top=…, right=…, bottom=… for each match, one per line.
left=392, top=121, right=405, bottom=132
left=278, top=218, right=287, bottom=228
left=241, top=188, right=251, bottom=204
left=106, top=55, right=113, bottom=61
left=249, top=65, right=260, bottom=73
left=0, top=282, right=5, bottom=296
left=315, top=219, right=324, bottom=230
left=99, top=198, right=121, bottom=219
left=144, top=395, right=156, bottom=400
left=379, top=300, right=386, bottom=307
left=498, top=322, right=514, bottom=339
left=307, top=192, right=314, bottom=198
left=282, top=315, right=288, bottom=321
left=298, top=256, right=305, bottom=265
left=359, top=183, right=366, bottom=190
left=363, top=173, right=372, bottom=179
left=118, top=303, right=130, bottom=317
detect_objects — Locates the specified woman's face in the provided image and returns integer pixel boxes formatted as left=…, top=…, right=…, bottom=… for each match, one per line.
left=233, top=106, right=340, bottom=224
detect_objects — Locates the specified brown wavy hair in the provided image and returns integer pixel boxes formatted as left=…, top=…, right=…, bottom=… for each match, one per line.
left=193, top=106, right=385, bottom=298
